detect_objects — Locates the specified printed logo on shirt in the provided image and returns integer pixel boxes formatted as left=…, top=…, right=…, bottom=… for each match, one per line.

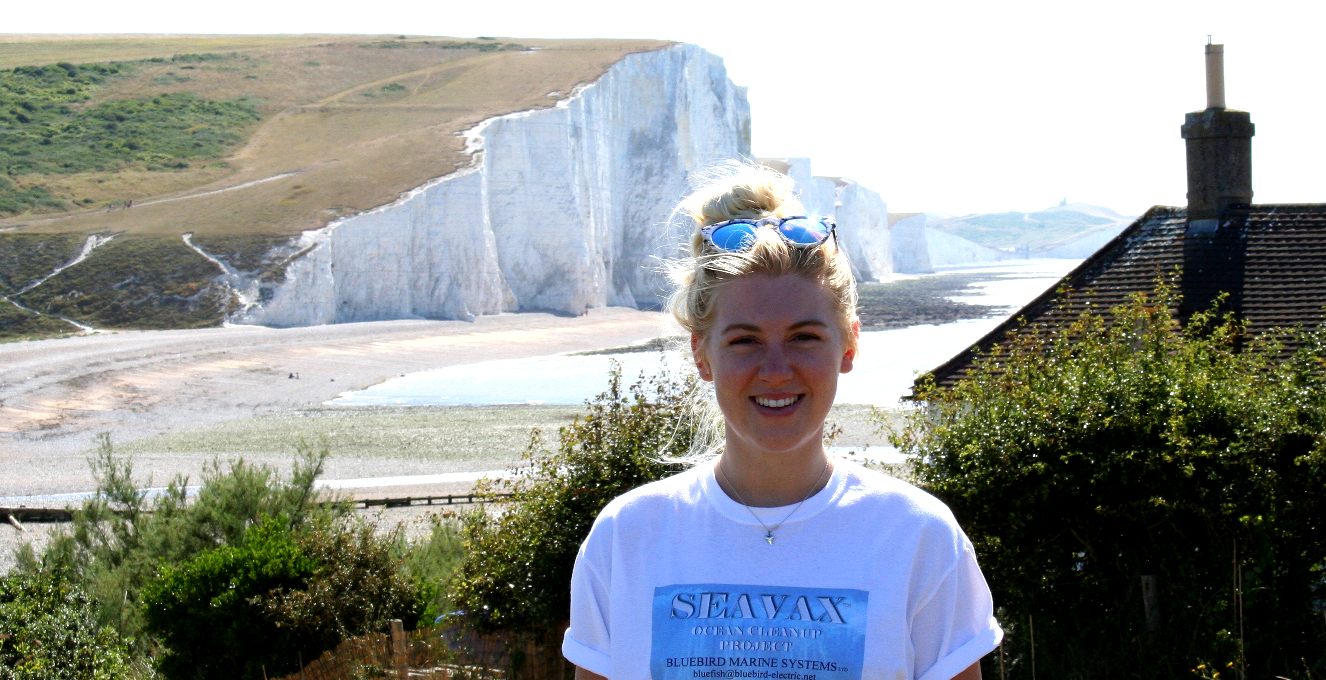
left=651, top=584, right=867, bottom=680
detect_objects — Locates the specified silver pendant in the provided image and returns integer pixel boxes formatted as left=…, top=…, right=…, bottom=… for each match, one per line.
left=764, top=532, right=775, bottom=545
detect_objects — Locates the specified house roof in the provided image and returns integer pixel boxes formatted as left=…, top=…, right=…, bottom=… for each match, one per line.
left=923, top=203, right=1326, bottom=389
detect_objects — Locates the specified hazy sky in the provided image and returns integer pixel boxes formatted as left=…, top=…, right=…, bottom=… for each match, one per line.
left=7, top=0, right=1325, bottom=216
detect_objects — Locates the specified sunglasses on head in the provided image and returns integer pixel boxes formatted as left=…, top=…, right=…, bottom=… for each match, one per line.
left=700, top=216, right=838, bottom=253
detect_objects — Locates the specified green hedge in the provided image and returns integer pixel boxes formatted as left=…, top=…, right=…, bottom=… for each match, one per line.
left=900, top=288, right=1326, bottom=679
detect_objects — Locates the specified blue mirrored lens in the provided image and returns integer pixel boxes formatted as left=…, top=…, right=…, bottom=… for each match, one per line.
left=778, top=217, right=831, bottom=245
left=708, top=222, right=760, bottom=251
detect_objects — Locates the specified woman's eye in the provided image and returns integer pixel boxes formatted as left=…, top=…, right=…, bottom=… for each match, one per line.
left=793, top=333, right=822, bottom=342
left=727, top=336, right=757, bottom=346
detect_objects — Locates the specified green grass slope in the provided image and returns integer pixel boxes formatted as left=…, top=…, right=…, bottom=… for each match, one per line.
left=0, top=34, right=671, bottom=339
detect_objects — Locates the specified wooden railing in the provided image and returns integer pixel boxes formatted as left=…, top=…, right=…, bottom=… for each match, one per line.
left=2, top=493, right=515, bottom=526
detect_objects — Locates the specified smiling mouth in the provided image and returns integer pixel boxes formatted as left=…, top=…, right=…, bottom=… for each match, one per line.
left=754, top=395, right=801, bottom=408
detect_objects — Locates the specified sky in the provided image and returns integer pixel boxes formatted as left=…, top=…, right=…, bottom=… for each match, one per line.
left=6, top=0, right=1325, bottom=216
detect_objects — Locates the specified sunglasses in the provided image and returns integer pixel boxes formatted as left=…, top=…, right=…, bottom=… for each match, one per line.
left=700, top=216, right=837, bottom=253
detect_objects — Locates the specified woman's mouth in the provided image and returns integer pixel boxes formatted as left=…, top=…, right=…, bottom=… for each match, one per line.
left=754, top=395, right=801, bottom=408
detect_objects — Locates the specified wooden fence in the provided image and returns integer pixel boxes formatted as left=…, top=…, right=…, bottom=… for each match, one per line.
left=1, top=493, right=514, bottom=527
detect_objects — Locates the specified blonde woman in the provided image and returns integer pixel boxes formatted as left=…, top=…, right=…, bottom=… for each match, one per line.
left=563, top=163, right=1001, bottom=680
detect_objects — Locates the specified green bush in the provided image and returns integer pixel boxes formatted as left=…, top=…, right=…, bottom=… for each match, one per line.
left=142, top=516, right=318, bottom=679
left=403, top=517, right=468, bottom=622
left=142, top=514, right=424, bottom=680
left=0, top=570, right=138, bottom=679
left=897, top=288, right=1326, bottom=679
left=0, top=232, right=87, bottom=295
left=24, top=436, right=337, bottom=642
left=22, top=437, right=437, bottom=678
left=447, top=366, right=693, bottom=633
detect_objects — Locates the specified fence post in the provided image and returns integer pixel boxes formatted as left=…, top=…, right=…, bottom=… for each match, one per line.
left=1140, top=574, right=1161, bottom=634
left=390, top=619, right=408, bottom=679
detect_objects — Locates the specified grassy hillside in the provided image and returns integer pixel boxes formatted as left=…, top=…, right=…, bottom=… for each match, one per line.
left=0, top=34, right=671, bottom=339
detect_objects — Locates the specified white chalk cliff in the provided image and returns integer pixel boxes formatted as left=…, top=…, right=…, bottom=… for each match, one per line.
left=240, top=44, right=752, bottom=326
left=763, top=158, right=895, bottom=282
left=236, top=46, right=925, bottom=327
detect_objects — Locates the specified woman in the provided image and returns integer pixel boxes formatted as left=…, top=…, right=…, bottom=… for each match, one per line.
left=562, top=164, right=1002, bottom=680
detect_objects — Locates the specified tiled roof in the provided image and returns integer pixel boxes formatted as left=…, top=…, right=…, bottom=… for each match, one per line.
left=924, top=203, right=1326, bottom=389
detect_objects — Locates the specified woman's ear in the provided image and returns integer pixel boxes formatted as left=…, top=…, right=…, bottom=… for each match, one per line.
left=840, top=320, right=860, bottom=374
left=691, top=333, right=713, bottom=382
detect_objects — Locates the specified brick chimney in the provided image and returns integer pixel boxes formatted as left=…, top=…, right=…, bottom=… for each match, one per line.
left=1178, top=42, right=1251, bottom=322
left=1180, top=42, right=1254, bottom=228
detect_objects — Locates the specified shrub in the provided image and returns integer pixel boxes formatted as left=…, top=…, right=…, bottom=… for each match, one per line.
left=141, top=516, right=317, bottom=679
left=22, top=437, right=338, bottom=648
left=447, top=365, right=693, bottom=633
left=0, top=570, right=138, bottom=679
left=897, top=288, right=1326, bottom=678
left=24, top=437, right=435, bottom=678
left=403, top=517, right=468, bottom=622
left=142, top=514, right=424, bottom=680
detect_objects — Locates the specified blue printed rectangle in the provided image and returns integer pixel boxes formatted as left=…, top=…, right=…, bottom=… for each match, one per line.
left=651, top=583, right=867, bottom=680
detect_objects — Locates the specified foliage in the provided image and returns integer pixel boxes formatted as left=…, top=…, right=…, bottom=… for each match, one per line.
left=141, top=516, right=318, bottom=679
left=0, top=60, right=259, bottom=216
left=0, top=232, right=87, bottom=295
left=448, top=365, right=693, bottom=632
left=12, top=234, right=232, bottom=330
left=142, top=515, right=424, bottom=679
left=21, top=436, right=437, bottom=678
left=0, top=570, right=138, bottom=679
left=23, top=435, right=337, bottom=642
left=897, top=287, right=1326, bottom=679
left=0, top=176, right=66, bottom=214
left=403, top=517, right=469, bottom=622
left=0, top=62, right=259, bottom=174
left=0, top=301, right=76, bottom=341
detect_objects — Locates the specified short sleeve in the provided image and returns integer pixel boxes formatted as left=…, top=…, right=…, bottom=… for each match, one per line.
left=562, top=522, right=614, bottom=676
left=911, top=534, right=1003, bottom=680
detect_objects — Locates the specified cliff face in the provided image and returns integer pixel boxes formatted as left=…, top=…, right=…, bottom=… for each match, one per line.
left=240, top=44, right=751, bottom=326
left=768, top=157, right=894, bottom=282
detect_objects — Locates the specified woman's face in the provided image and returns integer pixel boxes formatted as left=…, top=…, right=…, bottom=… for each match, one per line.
left=693, top=273, right=857, bottom=460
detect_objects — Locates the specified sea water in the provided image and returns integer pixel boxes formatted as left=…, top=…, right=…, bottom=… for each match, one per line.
left=329, top=259, right=1079, bottom=409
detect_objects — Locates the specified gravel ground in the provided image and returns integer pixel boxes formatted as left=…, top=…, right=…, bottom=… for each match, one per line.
left=0, top=309, right=675, bottom=496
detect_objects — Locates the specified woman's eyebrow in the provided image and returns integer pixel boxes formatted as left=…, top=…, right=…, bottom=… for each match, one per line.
left=719, top=320, right=829, bottom=334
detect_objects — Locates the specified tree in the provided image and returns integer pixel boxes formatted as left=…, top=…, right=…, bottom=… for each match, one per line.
left=447, top=366, right=694, bottom=633
left=897, top=289, right=1326, bottom=679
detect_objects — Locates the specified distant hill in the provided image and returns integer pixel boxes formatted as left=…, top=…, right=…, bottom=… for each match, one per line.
left=0, top=35, right=671, bottom=339
left=927, top=203, right=1134, bottom=257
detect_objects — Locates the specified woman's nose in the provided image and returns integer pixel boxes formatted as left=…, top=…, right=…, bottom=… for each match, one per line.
left=757, top=346, right=794, bottom=383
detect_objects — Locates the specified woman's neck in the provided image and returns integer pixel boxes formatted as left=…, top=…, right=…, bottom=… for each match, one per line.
left=715, top=445, right=833, bottom=507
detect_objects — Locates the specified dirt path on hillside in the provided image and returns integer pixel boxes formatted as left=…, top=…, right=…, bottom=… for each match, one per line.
left=0, top=309, right=673, bottom=495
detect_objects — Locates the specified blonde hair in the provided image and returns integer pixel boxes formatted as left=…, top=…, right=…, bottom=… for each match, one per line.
left=668, top=162, right=859, bottom=349
left=661, top=161, right=859, bottom=463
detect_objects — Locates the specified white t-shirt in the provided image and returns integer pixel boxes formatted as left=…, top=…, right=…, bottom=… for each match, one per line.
left=562, top=459, right=1002, bottom=680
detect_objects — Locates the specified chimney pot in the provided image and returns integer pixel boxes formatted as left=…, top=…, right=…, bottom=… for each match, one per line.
left=1205, top=43, right=1226, bottom=109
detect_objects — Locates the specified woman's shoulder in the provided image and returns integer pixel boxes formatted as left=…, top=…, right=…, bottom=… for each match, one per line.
left=833, top=459, right=963, bottom=528
left=597, top=464, right=709, bottom=519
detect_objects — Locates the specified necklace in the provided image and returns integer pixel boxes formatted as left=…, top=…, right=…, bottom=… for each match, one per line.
left=717, top=458, right=831, bottom=545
